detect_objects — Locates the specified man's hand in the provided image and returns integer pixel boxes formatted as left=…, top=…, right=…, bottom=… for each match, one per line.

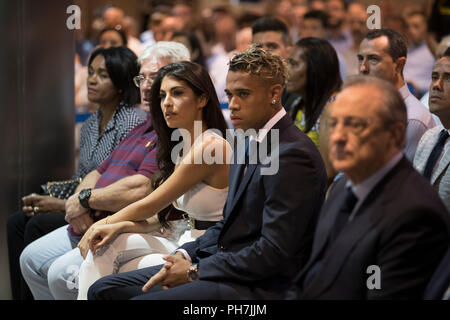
left=22, top=193, right=66, bottom=216
left=70, top=213, right=94, bottom=236
left=65, top=193, right=89, bottom=223
left=142, top=253, right=191, bottom=292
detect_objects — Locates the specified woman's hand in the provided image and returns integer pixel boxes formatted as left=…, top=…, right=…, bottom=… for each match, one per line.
left=78, top=218, right=107, bottom=259
left=78, top=219, right=123, bottom=259
left=22, top=194, right=66, bottom=216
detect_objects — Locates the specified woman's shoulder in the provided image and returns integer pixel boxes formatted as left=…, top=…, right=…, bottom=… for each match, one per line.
left=201, top=130, right=232, bottom=152
left=117, top=104, right=148, bottom=122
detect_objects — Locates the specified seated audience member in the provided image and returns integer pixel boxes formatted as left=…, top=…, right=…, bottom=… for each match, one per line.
left=76, top=61, right=231, bottom=300
left=420, top=37, right=450, bottom=125
left=7, top=46, right=147, bottom=300
left=300, top=10, right=346, bottom=81
left=251, top=16, right=299, bottom=114
left=414, top=48, right=450, bottom=212
left=358, top=28, right=436, bottom=161
left=102, top=6, right=143, bottom=56
left=404, top=11, right=436, bottom=98
left=19, top=42, right=190, bottom=300
left=97, top=27, right=128, bottom=49
left=171, top=31, right=207, bottom=67
left=286, top=37, right=342, bottom=183
left=341, top=3, right=367, bottom=77
left=87, top=46, right=328, bottom=300
left=325, top=0, right=352, bottom=54
left=288, top=75, right=449, bottom=299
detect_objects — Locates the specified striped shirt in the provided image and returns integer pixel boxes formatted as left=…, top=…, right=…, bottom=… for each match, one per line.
left=68, top=118, right=158, bottom=236
left=74, top=102, right=148, bottom=179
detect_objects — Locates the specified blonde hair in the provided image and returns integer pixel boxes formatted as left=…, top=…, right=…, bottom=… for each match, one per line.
left=228, top=45, right=288, bottom=86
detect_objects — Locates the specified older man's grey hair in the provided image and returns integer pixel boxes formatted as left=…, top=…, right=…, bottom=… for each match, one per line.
left=343, top=75, right=407, bottom=146
left=138, top=41, right=190, bottom=64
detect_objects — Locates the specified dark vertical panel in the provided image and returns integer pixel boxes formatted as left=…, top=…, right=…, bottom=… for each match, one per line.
left=0, top=0, right=74, bottom=299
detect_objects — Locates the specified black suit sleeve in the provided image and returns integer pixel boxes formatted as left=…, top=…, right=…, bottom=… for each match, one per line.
left=196, top=147, right=324, bottom=282
left=180, top=219, right=225, bottom=260
left=368, top=207, right=449, bottom=299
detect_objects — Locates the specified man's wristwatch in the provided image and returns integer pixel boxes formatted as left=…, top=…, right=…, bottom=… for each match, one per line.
left=187, top=263, right=199, bottom=282
left=78, top=188, right=92, bottom=210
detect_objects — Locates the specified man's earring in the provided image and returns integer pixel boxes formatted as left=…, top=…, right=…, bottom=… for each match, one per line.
left=271, top=99, right=277, bottom=105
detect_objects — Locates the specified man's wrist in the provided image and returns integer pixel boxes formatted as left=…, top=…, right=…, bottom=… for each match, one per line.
left=78, top=188, right=92, bottom=209
left=187, top=263, right=199, bottom=282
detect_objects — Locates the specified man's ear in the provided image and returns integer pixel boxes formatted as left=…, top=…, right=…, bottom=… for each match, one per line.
left=395, top=57, right=406, bottom=76
left=390, top=121, right=407, bottom=149
left=269, top=83, right=283, bottom=105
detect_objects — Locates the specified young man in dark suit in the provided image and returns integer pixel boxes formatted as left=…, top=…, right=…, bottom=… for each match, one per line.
left=289, top=75, right=449, bottom=299
left=87, top=46, right=328, bottom=300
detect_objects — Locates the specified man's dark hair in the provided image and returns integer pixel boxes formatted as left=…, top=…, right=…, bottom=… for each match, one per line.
left=251, top=16, right=290, bottom=43
left=97, top=27, right=128, bottom=46
left=303, top=10, right=329, bottom=29
left=364, top=28, right=408, bottom=61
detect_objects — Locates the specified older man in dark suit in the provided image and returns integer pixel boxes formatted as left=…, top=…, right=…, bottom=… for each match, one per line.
left=87, top=47, right=328, bottom=300
left=289, top=75, right=449, bottom=300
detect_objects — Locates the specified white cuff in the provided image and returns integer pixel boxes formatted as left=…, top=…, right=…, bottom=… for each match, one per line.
left=175, top=249, right=192, bottom=262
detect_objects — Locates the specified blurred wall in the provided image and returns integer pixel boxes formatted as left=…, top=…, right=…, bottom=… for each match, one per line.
left=0, top=0, right=75, bottom=299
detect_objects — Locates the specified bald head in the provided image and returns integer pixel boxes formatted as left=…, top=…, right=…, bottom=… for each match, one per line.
left=103, top=7, right=125, bottom=28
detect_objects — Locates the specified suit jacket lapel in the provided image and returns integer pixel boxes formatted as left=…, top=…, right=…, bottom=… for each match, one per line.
left=307, top=179, right=346, bottom=265
left=224, top=114, right=290, bottom=217
left=432, top=148, right=450, bottom=185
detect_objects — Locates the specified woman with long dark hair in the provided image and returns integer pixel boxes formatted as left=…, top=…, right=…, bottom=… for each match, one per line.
left=286, top=37, right=342, bottom=182
left=76, top=61, right=231, bottom=299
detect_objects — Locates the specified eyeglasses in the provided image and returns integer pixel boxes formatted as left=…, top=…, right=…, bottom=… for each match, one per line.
left=133, top=75, right=155, bottom=88
left=326, top=116, right=373, bottom=135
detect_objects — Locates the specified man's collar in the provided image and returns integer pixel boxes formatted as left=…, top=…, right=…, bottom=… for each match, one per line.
left=346, top=152, right=403, bottom=202
left=255, top=108, right=286, bottom=143
left=399, top=84, right=411, bottom=100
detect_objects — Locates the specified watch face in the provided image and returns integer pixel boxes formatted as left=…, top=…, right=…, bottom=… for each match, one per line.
left=188, top=266, right=199, bottom=281
left=79, top=189, right=91, bottom=208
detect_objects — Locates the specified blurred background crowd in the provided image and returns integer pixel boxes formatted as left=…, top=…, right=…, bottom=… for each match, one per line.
left=73, top=0, right=450, bottom=161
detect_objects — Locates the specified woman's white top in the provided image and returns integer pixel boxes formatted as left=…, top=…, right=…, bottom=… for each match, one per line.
left=171, top=129, right=232, bottom=242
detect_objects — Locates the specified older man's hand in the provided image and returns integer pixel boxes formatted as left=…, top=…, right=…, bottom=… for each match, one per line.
left=70, top=213, right=94, bottom=236
left=65, top=193, right=89, bottom=223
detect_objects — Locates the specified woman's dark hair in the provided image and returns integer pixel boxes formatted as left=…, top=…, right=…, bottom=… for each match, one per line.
left=97, top=27, right=128, bottom=46
left=149, top=61, right=228, bottom=225
left=292, top=37, right=342, bottom=132
left=88, top=46, right=140, bottom=106
left=171, top=31, right=206, bottom=67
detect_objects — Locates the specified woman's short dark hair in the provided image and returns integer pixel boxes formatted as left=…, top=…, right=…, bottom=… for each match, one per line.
left=292, top=37, right=342, bottom=133
left=88, top=46, right=140, bottom=106
left=97, top=27, right=128, bottom=46
left=149, top=61, right=228, bottom=224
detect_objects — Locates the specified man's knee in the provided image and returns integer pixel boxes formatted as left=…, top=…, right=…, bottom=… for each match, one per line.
left=7, top=211, right=27, bottom=238
left=88, top=275, right=113, bottom=300
left=19, top=244, right=37, bottom=280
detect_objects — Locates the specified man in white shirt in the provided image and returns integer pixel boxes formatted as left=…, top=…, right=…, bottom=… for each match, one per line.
left=358, top=28, right=436, bottom=161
